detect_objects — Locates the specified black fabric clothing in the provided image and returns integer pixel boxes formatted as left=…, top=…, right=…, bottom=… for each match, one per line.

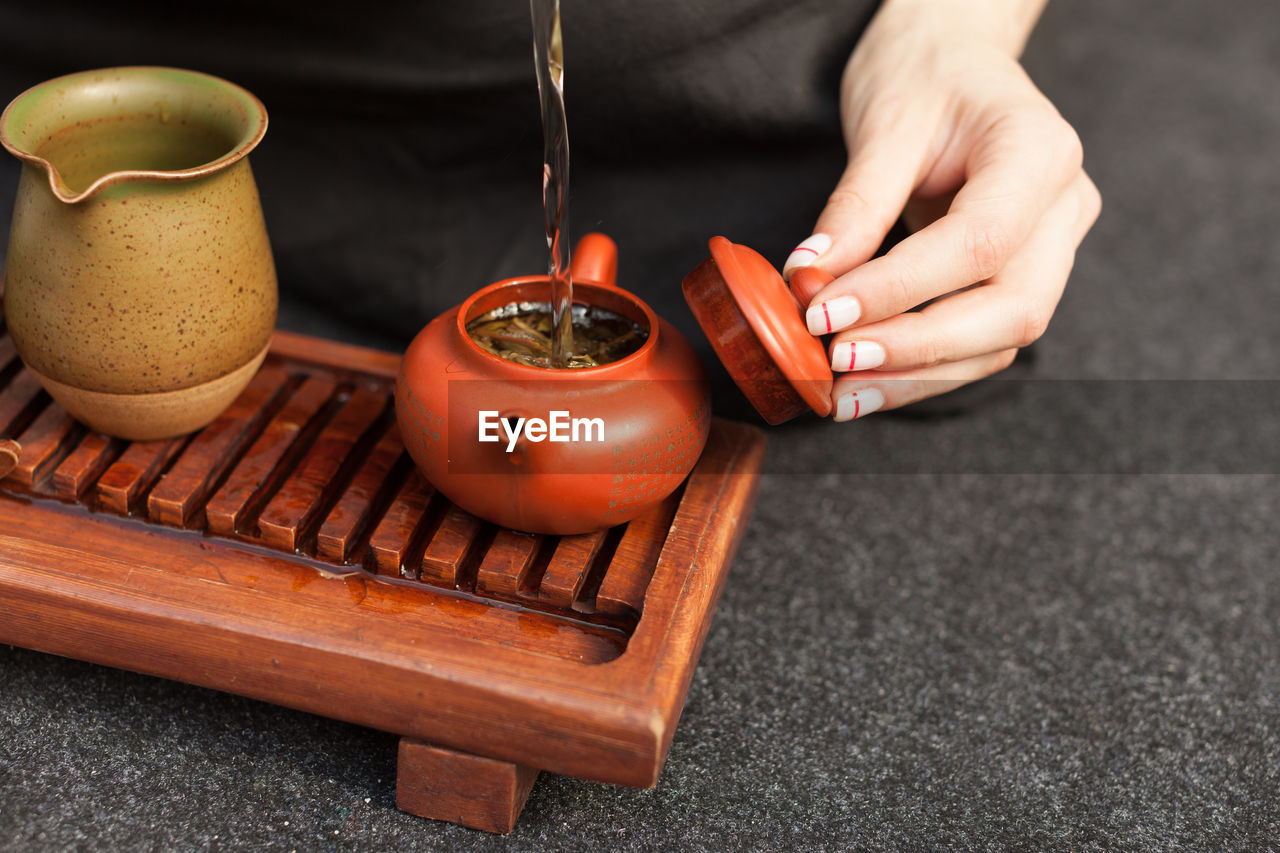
left=0, top=0, right=878, bottom=354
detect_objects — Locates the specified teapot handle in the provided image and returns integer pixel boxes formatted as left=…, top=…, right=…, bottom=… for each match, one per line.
left=570, top=233, right=618, bottom=289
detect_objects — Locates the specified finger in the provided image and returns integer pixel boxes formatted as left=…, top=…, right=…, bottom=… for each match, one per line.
left=782, top=107, right=936, bottom=282
left=828, top=171, right=1100, bottom=372
left=806, top=105, right=1084, bottom=333
left=830, top=348, right=1020, bottom=420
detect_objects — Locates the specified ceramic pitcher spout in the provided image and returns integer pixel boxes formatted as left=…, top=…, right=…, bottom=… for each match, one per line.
left=0, top=66, right=268, bottom=205
left=4, top=150, right=158, bottom=205
left=8, top=151, right=204, bottom=205
left=20, top=159, right=99, bottom=205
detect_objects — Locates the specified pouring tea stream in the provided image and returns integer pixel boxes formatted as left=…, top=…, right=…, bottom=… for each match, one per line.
left=531, top=0, right=574, bottom=367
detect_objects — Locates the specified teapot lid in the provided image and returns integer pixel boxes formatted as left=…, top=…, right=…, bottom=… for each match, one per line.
left=681, top=237, right=834, bottom=425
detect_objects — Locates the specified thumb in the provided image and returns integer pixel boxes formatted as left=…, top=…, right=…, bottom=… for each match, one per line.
left=783, top=136, right=927, bottom=283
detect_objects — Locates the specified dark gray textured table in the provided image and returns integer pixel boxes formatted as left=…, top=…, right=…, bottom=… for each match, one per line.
left=3, top=1, right=1279, bottom=849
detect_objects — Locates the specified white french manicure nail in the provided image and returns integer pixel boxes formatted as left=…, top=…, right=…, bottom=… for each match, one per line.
left=806, top=295, right=861, bottom=336
left=782, top=233, right=832, bottom=280
left=830, top=340, right=886, bottom=372
left=833, top=387, right=885, bottom=422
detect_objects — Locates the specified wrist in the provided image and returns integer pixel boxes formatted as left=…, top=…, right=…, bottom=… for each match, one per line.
left=873, top=0, right=1047, bottom=57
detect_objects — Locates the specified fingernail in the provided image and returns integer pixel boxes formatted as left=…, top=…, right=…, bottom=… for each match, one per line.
left=830, top=340, right=886, bottom=372
left=782, top=233, right=832, bottom=280
left=833, top=387, right=885, bottom=422
left=806, top=295, right=861, bottom=335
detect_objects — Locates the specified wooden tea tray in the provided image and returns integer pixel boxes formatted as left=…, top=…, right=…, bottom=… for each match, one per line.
left=0, top=325, right=765, bottom=834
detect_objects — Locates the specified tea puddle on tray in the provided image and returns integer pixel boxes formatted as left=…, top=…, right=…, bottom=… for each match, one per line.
left=531, top=0, right=574, bottom=367
left=467, top=301, right=648, bottom=369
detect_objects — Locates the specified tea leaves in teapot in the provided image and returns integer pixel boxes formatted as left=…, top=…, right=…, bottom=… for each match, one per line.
left=467, top=302, right=648, bottom=369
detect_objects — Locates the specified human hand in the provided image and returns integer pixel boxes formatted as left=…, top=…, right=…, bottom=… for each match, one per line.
left=782, top=0, right=1100, bottom=421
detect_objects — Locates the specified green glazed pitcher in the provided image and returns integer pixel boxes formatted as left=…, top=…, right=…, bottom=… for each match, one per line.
left=0, top=66, right=277, bottom=440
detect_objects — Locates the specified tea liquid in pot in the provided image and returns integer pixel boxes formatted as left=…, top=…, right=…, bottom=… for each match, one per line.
left=466, top=301, right=648, bottom=368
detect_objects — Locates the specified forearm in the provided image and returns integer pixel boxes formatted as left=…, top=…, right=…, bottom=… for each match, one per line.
left=874, top=0, right=1049, bottom=57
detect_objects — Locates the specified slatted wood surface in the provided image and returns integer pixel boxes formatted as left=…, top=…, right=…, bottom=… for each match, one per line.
left=0, top=324, right=766, bottom=794
left=0, top=329, right=701, bottom=639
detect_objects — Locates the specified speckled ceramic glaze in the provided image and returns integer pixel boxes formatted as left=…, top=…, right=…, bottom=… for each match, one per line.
left=0, top=67, right=277, bottom=440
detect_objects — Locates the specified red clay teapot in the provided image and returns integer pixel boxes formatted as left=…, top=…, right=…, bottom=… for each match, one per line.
left=395, top=233, right=710, bottom=535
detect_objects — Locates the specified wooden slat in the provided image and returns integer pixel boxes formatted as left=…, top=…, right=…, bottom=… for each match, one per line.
left=146, top=367, right=290, bottom=527
left=593, top=491, right=682, bottom=618
left=475, top=529, right=541, bottom=599
left=204, top=377, right=335, bottom=537
left=315, top=423, right=406, bottom=564
left=4, top=405, right=78, bottom=488
left=0, top=370, right=43, bottom=434
left=366, top=469, right=434, bottom=577
left=52, top=432, right=119, bottom=500
left=256, top=388, right=386, bottom=552
left=420, top=505, right=485, bottom=588
left=531, top=530, right=607, bottom=609
left=96, top=437, right=187, bottom=515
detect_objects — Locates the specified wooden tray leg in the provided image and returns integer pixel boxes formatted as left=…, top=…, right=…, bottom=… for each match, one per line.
left=396, top=738, right=541, bottom=834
